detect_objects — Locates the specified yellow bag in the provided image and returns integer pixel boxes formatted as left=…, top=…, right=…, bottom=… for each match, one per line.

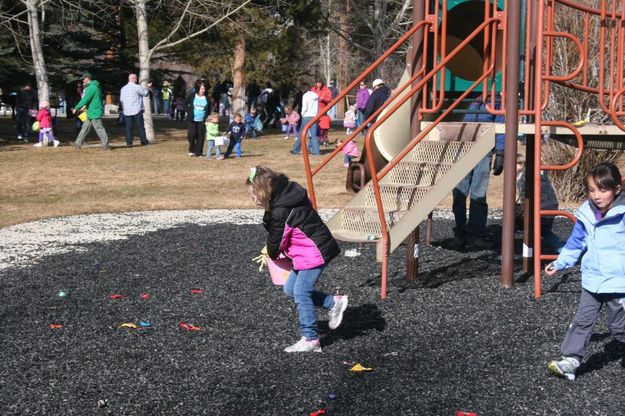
left=32, top=121, right=40, bottom=132
left=78, top=112, right=87, bottom=122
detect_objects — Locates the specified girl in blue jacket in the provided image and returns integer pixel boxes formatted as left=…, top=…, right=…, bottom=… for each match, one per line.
left=246, top=165, right=348, bottom=353
left=545, top=161, right=625, bottom=380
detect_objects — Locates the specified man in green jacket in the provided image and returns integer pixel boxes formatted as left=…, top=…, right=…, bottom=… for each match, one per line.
left=72, top=72, right=110, bottom=150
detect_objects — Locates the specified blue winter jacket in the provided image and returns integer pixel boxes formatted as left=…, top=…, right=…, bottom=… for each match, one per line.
left=463, top=99, right=505, bottom=152
left=553, top=192, right=625, bottom=293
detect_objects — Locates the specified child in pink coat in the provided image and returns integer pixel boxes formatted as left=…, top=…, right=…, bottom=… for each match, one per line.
left=34, top=101, right=59, bottom=147
left=280, top=106, right=300, bottom=139
left=337, top=137, right=359, bottom=167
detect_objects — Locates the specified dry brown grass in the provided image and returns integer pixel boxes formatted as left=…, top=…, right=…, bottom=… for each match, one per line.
left=0, top=116, right=508, bottom=228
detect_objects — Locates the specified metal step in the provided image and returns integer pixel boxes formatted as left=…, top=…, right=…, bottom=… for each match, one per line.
left=363, top=184, right=432, bottom=211
left=326, top=122, right=496, bottom=256
left=387, top=161, right=453, bottom=186
left=332, top=207, right=409, bottom=242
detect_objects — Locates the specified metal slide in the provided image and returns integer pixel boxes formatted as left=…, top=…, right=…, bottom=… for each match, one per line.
left=326, top=75, right=495, bottom=260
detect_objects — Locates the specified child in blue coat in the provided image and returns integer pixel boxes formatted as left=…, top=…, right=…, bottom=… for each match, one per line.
left=545, top=161, right=625, bottom=380
left=218, top=113, right=245, bottom=159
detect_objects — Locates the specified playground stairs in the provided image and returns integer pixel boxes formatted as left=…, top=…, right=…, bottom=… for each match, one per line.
left=326, top=122, right=495, bottom=261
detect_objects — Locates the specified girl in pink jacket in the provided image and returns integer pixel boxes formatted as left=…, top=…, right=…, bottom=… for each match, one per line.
left=336, top=136, right=359, bottom=167
left=34, top=101, right=59, bottom=147
left=280, top=106, right=300, bottom=140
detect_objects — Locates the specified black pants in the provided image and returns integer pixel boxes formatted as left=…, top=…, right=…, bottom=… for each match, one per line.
left=187, top=121, right=206, bottom=156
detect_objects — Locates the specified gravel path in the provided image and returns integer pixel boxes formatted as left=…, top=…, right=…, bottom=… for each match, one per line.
left=1, top=209, right=624, bottom=415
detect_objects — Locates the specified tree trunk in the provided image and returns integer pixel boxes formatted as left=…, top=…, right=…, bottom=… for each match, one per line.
left=231, top=34, right=246, bottom=117
left=25, top=0, right=49, bottom=103
left=136, top=0, right=155, bottom=142
left=337, top=0, right=349, bottom=118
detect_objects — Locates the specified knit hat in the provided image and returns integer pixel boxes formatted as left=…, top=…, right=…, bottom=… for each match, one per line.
left=372, top=79, right=384, bottom=88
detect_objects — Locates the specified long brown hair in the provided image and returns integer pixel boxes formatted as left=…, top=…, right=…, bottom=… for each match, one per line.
left=245, top=165, right=287, bottom=210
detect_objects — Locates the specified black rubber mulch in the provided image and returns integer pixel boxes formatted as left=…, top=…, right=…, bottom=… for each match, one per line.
left=1, top=217, right=625, bottom=415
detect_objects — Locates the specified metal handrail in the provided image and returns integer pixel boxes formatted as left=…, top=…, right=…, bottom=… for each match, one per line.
left=364, top=17, right=502, bottom=298
left=299, top=18, right=434, bottom=209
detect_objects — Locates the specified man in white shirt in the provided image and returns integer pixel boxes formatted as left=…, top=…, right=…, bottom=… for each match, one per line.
left=119, top=74, right=150, bottom=146
left=291, top=87, right=320, bottom=155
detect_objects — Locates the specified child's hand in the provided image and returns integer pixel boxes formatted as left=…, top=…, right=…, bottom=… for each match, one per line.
left=544, top=262, right=557, bottom=276
left=252, top=245, right=269, bottom=271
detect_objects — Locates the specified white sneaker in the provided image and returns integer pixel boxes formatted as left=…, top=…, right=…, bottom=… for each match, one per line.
left=17, top=135, right=22, bottom=140
left=547, top=356, right=580, bottom=380
left=33, top=142, right=42, bottom=147
left=188, top=152, right=195, bottom=157
left=284, top=337, right=322, bottom=353
left=328, top=296, right=348, bottom=330
left=284, top=136, right=289, bottom=140
left=53, top=140, right=60, bottom=147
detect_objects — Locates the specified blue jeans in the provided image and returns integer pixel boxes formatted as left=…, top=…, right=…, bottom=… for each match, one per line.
left=292, top=116, right=319, bottom=155
left=124, top=110, right=148, bottom=145
left=283, top=267, right=334, bottom=340
left=223, top=137, right=241, bottom=158
left=206, top=139, right=221, bottom=158
left=452, top=152, right=492, bottom=240
left=245, top=125, right=256, bottom=139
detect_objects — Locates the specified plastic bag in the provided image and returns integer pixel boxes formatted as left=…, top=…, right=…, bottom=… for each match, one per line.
left=253, top=116, right=263, bottom=132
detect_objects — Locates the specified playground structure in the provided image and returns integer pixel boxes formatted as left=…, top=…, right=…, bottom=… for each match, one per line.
left=299, top=0, right=625, bottom=299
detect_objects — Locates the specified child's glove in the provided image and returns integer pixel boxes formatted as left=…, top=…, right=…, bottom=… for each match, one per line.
left=252, top=245, right=268, bottom=271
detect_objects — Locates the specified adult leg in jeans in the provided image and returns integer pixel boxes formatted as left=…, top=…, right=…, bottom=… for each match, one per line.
left=20, top=109, right=32, bottom=140
left=292, top=116, right=309, bottom=154
left=16, top=107, right=27, bottom=139
left=91, top=118, right=109, bottom=147
left=124, top=113, right=135, bottom=145
left=541, top=203, right=564, bottom=252
left=452, top=171, right=472, bottom=240
left=283, top=267, right=334, bottom=341
left=75, top=118, right=93, bottom=146
left=308, top=122, right=320, bottom=155
left=135, top=110, right=148, bottom=145
left=293, top=117, right=318, bottom=155
left=465, top=153, right=492, bottom=240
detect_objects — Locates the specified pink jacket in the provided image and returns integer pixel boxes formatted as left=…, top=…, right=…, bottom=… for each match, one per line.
left=342, top=140, right=359, bottom=157
left=36, top=108, right=52, bottom=129
left=286, top=111, right=300, bottom=125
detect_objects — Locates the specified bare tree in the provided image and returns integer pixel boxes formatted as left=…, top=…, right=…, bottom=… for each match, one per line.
left=0, top=0, right=111, bottom=103
left=326, top=0, right=413, bottom=79
left=130, top=0, right=251, bottom=142
left=1, top=0, right=54, bottom=102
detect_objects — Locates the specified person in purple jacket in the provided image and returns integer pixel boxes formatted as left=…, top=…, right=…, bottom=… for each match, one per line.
left=355, top=81, right=370, bottom=128
left=246, top=165, right=348, bottom=353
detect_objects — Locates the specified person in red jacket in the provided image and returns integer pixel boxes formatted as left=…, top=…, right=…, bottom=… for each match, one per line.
left=311, top=80, right=332, bottom=114
left=34, top=101, right=60, bottom=147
